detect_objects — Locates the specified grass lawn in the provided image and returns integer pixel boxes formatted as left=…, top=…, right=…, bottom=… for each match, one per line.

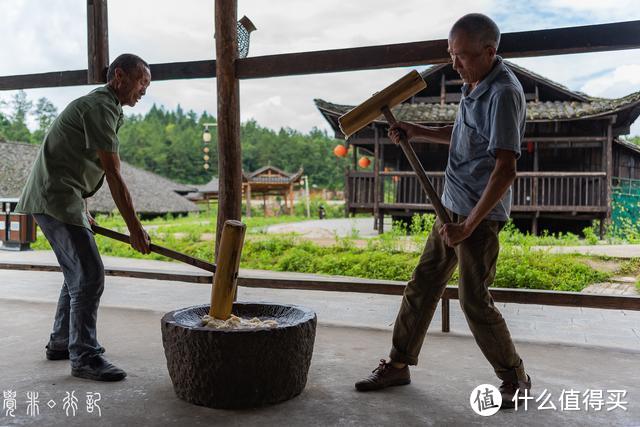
left=31, top=211, right=636, bottom=292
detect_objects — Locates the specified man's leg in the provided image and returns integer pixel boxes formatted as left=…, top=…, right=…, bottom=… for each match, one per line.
left=33, top=214, right=123, bottom=381
left=389, top=217, right=459, bottom=366
left=356, top=217, right=458, bottom=391
left=456, top=219, right=529, bottom=405
left=45, top=281, right=71, bottom=358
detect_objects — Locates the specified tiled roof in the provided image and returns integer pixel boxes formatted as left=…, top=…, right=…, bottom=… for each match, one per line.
left=315, top=90, right=640, bottom=124
left=242, top=166, right=303, bottom=184
left=0, top=140, right=199, bottom=214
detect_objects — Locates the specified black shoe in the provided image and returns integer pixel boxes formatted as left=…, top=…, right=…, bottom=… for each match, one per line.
left=355, top=359, right=411, bottom=392
left=45, top=344, right=105, bottom=361
left=500, top=374, right=532, bottom=409
left=71, top=355, right=126, bottom=382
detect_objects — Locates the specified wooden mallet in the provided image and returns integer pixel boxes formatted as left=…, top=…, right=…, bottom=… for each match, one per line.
left=93, top=221, right=246, bottom=321
left=338, top=70, right=452, bottom=224
left=209, top=220, right=246, bottom=320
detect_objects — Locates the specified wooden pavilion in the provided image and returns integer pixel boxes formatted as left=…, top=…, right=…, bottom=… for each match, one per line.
left=243, top=166, right=303, bottom=217
left=316, top=61, right=640, bottom=234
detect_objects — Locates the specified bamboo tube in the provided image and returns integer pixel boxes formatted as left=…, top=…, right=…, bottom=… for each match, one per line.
left=209, top=220, right=246, bottom=319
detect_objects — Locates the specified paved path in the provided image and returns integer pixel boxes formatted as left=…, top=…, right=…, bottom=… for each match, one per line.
left=265, top=217, right=378, bottom=238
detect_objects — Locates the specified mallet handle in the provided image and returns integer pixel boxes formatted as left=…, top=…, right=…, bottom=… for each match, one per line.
left=91, top=224, right=217, bottom=273
left=381, top=106, right=452, bottom=224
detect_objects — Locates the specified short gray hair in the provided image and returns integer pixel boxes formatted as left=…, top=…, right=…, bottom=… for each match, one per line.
left=107, top=53, right=149, bottom=82
left=450, top=13, right=501, bottom=50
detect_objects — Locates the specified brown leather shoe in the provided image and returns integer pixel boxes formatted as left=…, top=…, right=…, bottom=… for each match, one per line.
left=355, top=359, right=411, bottom=392
left=500, top=374, right=532, bottom=409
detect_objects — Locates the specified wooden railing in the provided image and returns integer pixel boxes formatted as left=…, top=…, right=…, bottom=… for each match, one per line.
left=2, top=261, right=638, bottom=334
left=346, top=171, right=608, bottom=212
left=513, top=172, right=607, bottom=212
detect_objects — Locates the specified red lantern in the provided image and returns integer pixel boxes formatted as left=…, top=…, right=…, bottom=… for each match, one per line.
left=333, top=144, right=348, bottom=157
left=527, top=141, right=534, bottom=154
left=358, top=157, right=371, bottom=168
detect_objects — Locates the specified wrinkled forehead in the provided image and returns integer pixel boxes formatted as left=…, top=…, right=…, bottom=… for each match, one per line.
left=447, top=30, right=481, bottom=51
left=129, top=63, right=151, bottom=82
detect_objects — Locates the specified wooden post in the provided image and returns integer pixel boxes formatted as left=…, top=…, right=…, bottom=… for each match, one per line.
left=214, top=0, right=242, bottom=258
left=87, top=0, right=109, bottom=84
left=373, top=126, right=380, bottom=230
left=441, top=298, right=450, bottom=332
left=532, top=141, right=539, bottom=235
left=379, top=135, right=385, bottom=233
left=245, top=183, right=252, bottom=217
left=263, top=194, right=268, bottom=216
left=289, top=184, right=295, bottom=215
left=344, top=167, right=350, bottom=218
left=209, top=220, right=246, bottom=319
left=606, top=119, right=614, bottom=222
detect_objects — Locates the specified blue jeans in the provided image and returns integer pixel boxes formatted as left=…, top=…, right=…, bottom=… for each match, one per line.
left=34, top=214, right=104, bottom=366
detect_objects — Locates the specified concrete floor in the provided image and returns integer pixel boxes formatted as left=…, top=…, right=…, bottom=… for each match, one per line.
left=0, top=297, right=638, bottom=426
left=1, top=252, right=640, bottom=426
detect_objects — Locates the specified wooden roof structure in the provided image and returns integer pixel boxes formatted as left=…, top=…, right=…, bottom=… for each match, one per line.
left=2, top=0, right=640, bottom=252
left=316, top=61, right=640, bottom=131
left=242, top=166, right=304, bottom=217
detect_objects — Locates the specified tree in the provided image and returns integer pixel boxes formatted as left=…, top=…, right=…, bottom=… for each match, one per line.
left=1, top=91, right=347, bottom=190
left=5, top=90, right=32, bottom=142
left=31, top=97, right=58, bottom=144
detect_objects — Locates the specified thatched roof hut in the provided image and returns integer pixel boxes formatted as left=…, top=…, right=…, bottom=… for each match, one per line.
left=0, top=140, right=199, bottom=216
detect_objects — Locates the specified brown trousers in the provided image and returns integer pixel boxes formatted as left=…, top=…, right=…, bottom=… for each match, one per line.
left=389, top=212, right=527, bottom=382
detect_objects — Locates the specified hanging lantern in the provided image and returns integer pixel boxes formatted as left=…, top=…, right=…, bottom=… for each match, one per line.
left=204, top=163, right=210, bottom=170
left=203, top=155, right=210, bottom=161
left=358, top=157, right=371, bottom=168
left=333, top=144, right=348, bottom=157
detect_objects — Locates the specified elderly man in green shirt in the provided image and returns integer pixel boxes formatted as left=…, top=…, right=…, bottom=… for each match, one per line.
left=16, top=53, right=151, bottom=382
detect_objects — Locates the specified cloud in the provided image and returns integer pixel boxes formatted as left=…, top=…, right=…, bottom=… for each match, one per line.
left=542, top=0, right=640, bottom=21
left=580, top=64, right=640, bottom=97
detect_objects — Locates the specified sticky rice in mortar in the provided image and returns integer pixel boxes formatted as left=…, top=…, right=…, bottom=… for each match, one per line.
left=202, top=314, right=278, bottom=329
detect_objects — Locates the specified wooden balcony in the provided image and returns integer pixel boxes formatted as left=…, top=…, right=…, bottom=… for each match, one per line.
left=346, top=171, right=608, bottom=214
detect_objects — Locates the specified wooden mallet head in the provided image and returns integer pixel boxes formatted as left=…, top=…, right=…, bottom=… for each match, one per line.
left=337, top=70, right=453, bottom=225
left=338, top=70, right=426, bottom=139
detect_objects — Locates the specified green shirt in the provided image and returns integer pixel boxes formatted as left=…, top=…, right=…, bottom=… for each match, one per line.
left=15, top=85, right=123, bottom=229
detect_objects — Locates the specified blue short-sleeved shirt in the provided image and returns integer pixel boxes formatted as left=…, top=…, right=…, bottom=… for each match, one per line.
left=441, top=56, right=526, bottom=221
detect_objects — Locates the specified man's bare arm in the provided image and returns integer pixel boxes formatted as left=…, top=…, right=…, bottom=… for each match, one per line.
left=97, top=150, right=150, bottom=254
left=389, top=122, right=453, bottom=145
left=439, top=149, right=517, bottom=246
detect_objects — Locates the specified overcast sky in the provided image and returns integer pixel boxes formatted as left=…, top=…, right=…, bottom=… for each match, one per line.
left=1, top=0, right=640, bottom=135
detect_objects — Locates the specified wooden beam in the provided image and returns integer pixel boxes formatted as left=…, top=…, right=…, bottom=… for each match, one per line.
left=235, top=20, right=640, bottom=79
left=149, top=60, right=215, bottom=81
left=214, top=0, right=241, bottom=257
left=86, top=0, right=109, bottom=84
left=0, top=70, right=87, bottom=90
left=2, top=21, right=640, bottom=90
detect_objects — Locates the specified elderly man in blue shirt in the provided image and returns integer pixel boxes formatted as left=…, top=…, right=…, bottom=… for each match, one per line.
left=356, top=13, right=531, bottom=408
